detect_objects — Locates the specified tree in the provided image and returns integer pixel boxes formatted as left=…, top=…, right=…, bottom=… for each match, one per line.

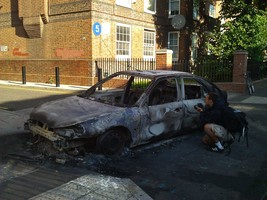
left=207, top=0, right=267, bottom=61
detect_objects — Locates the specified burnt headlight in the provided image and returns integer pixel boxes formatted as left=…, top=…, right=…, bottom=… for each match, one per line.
left=54, top=124, right=85, bottom=138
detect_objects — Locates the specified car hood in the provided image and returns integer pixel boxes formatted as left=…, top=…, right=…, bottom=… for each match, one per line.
left=30, top=96, right=124, bottom=128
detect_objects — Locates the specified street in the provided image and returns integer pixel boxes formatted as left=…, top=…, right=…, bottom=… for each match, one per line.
left=0, top=81, right=267, bottom=200
left=0, top=85, right=77, bottom=111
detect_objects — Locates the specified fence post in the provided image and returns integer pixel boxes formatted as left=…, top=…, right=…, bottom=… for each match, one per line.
left=156, top=49, right=173, bottom=70
left=127, top=59, right=131, bottom=70
left=22, top=66, right=26, bottom=84
left=95, top=60, right=102, bottom=90
left=233, top=50, right=248, bottom=93
left=97, top=67, right=102, bottom=90
left=55, top=67, right=60, bottom=87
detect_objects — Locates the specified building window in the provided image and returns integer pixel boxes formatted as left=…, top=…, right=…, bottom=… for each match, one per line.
left=193, top=0, right=199, bottom=20
left=144, top=30, right=155, bottom=59
left=116, top=24, right=131, bottom=58
left=209, top=4, right=215, bottom=18
left=116, top=0, right=131, bottom=8
left=169, top=0, right=180, bottom=16
left=145, top=0, right=156, bottom=13
left=191, top=33, right=198, bottom=60
left=168, top=32, right=179, bottom=61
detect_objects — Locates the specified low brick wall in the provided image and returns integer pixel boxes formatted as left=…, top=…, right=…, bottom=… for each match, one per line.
left=215, top=82, right=246, bottom=94
left=0, top=60, right=95, bottom=86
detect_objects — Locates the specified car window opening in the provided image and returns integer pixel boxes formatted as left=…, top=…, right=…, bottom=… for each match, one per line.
left=83, top=74, right=152, bottom=107
left=183, top=78, right=203, bottom=100
left=149, top=79, right=178, bottom=106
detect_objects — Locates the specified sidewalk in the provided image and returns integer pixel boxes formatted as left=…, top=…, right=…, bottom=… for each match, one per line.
left=30, top=174, right=153, bottom=200
left=0, top=80, right=89, bottom=92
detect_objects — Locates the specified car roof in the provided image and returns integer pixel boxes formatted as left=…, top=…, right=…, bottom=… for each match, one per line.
left=117, top=70, right=192, bottom=79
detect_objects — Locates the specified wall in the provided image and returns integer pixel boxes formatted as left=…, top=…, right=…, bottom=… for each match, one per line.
left=216, top=51, right=248, bottom=93
left=0, top=0, right=159, bottom=86
left=0, top=59, right=94, bottom=86
left=0, top=0, right=92, bottom=59
left=0, top=0, right=160, bottom=84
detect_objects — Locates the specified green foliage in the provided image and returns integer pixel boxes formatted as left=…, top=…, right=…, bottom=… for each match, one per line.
left=207, top=0, right=267, bottom=61
left=132, top=79, right=151, bottom=89
left=194, top=59, right=232, bottom=82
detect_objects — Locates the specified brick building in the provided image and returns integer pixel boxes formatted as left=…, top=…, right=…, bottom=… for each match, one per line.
left=0, top=0, right=221, bottom=86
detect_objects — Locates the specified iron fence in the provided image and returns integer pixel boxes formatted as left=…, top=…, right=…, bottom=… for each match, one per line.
left=95, top=58, right=156, bottom=78
left=95, top=57, right=233, bottom=82
left=247, top=59, right=267, bottom=80
left=172, top=59, right=190, bottom=72
left=173, top=59, right=233, bottom=82
left=193, top=59, right=233, bottom=82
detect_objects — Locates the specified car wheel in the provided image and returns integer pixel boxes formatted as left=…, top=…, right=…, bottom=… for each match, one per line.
left=96, top=130, right=126, bottom=155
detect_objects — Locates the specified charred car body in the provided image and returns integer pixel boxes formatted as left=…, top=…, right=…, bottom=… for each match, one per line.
left=25, top=70, right=227, bottom=155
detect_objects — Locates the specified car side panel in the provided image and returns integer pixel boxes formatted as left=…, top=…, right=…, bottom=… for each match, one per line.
left=81, top=107, right=141, bottom=139
left=135, top=101, right=184, bottom=145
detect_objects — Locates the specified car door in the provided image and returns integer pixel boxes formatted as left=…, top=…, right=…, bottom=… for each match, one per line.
left=179, top=76, right=205, bottom=130
left=138, top=77, right=185, bottom=142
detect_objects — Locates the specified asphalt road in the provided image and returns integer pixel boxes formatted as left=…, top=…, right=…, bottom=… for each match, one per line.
left=0, top=81, right=267, bottom=200
left=0, top=85, right=78, bottom=111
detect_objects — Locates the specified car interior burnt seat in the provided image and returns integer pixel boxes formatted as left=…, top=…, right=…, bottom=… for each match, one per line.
left=149, top=87, right=163, bottom=105
left=149, top=85, right=177, bottom=106
left=126, top=88, right=144, bottom=105
left=184, top=85, right=202, bottom=99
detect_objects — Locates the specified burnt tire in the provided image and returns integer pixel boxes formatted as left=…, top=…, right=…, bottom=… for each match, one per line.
left=96, top=130, right=126, bottom=155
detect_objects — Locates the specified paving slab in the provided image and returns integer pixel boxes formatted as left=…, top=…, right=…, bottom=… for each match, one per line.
left=30, top=174, right=153, bottom=200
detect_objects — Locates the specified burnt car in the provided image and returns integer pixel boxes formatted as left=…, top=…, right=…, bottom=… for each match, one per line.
left=25, top=70, right=227, bottom=155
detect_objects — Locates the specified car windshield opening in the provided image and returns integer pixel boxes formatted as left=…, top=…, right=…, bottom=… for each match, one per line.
left=83, top=73, right=152, bottom=106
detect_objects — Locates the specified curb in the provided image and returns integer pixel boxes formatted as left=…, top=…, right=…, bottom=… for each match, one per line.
left=0, top=80, right=88, bottom=93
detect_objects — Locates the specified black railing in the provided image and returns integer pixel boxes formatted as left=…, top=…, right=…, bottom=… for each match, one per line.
left=247, top=59, right=267, bottom=80
left=172, top=59, right=190, bottom=72
left=194, top=59, right=233, bottom=82
left=173, top=59, right=233, bottom=82
left=95, top=57, right=233, bottom=82
left=95, top=58, right=156, bottom=78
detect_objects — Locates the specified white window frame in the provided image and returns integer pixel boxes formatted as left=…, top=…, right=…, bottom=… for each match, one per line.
left=193, top=0, right=199, bottom=20
left=191, top=33, right=198, bottom=60
left=144, top=0, right=157, bottom=14
left=116, top=0, right=132, bottom=8
left=169, top=0, right=180, bottom=17
left=143, top=29, right=156, bottom=59
left=209, top=3, right=215, bottom=18
left=116, top=23, right=131, bottom=59
left=168, top=31, right=180, bottom=61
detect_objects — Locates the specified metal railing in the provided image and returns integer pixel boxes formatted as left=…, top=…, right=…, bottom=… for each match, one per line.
left=172, top=59, right=233, bottom=82
left=193, top=59, right=233, bottom=82
left=95, top=58, right=156, bottom=78
left=247, top=59, right=267, bottom=80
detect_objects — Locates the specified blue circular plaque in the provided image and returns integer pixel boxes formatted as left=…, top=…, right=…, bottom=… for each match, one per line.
left=93, top=22, right=101, bottom=36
